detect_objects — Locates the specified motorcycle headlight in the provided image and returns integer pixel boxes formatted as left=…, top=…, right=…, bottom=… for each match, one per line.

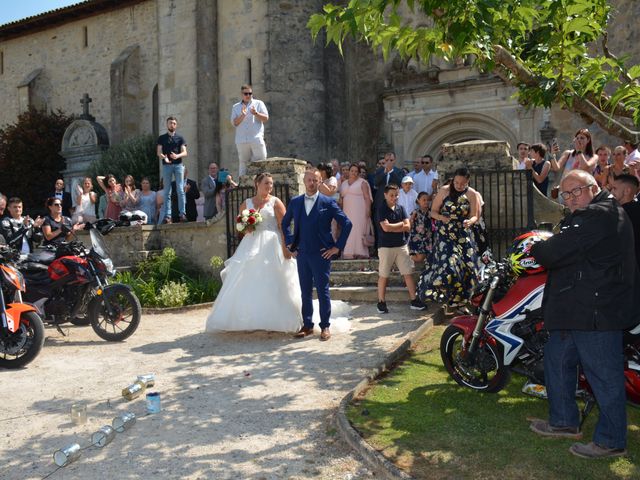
left=103, top=258, right=116, bottom=276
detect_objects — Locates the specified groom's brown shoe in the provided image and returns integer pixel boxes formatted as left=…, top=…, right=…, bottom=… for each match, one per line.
left=320, top=328, right=331, bottom=341
left=294, top=326, right=314, bottom=338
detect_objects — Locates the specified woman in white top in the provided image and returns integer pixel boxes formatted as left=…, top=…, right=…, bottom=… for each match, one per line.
left=72, top=177, right=97, bottom=224
left=550, top=128, right=597, bottom=177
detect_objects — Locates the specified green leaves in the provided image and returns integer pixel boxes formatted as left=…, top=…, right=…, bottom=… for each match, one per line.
left=310, top=0, right=639, bottom=137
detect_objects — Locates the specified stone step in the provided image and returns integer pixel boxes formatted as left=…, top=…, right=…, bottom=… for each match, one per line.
left=329, top=270, right=420, bottom=287
left=330, top=259, right=379, bottom=272
left=325, top=286, right=413, bottom=303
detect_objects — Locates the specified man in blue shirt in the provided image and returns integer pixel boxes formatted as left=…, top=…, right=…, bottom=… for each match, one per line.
left=157, top=116, right=188, bottom=223
left=231, top=84, right=269, bottom=176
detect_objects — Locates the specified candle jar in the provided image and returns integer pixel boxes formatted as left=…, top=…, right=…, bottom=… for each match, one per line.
left=70, top=402, right=87, bottom=425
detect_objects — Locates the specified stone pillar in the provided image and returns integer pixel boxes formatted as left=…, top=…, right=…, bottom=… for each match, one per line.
left=243, top=157, right=307, bottom=197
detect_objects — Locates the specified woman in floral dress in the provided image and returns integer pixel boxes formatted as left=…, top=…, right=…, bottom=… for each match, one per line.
left=418, top=168, right=481, bottom=308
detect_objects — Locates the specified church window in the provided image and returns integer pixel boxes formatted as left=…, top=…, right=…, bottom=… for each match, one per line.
left=83, top=26, right=88, bottom=48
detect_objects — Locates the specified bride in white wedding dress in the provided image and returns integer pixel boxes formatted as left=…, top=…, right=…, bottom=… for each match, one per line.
left=205, top=172, right=350, bottom=333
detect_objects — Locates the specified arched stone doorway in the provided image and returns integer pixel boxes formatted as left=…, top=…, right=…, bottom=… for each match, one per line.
left=407, top=112, right=519, bottom=160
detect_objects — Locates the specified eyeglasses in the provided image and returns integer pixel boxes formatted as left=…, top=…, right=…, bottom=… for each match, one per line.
left=52, top=203, right=62, bottom=207
left=242, top=92, right=253, bottom=96
left=560, top=184, right=594, bottom=200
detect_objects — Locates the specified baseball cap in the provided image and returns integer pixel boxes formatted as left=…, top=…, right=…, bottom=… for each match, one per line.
left=401, top=175, right=414, bottom=184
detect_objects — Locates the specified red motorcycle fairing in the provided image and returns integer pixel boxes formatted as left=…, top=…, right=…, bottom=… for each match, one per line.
left=492, top=273, right=547, bottom=319
left=449, top=315, right=497, bottom=346
left=48, top=256, right=90, bottom=283
left=4, top=303, right=39, bottom=333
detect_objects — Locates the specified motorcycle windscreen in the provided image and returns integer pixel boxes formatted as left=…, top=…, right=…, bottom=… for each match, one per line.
left=90, top=228, right=111, bottom=260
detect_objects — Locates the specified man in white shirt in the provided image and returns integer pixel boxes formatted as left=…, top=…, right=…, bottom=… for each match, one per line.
left=408, top=157, right=423, bottom=180
left=413, top=155, right=439, bottom=199
left=515, top=142, right=531, bottom=170
left=624, top=140, right=640, bottom=166
left=231, top=84, right=269, bottom=176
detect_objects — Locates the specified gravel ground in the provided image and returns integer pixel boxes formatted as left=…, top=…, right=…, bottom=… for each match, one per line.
left=0, top=303, right=429, bottom=480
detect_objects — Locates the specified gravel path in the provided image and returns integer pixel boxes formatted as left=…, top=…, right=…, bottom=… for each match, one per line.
left=0, top=303, right=429, bottom=480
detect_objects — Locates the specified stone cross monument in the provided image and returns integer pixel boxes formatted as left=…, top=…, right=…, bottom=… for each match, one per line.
left=60, top=94, right=109, bottom=202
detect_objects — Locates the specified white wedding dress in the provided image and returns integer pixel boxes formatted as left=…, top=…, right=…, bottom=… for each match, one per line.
left=205, top=196, right=351, bottom=333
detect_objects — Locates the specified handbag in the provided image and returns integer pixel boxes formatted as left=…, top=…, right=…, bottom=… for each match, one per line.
left=363, top=220, right=375, bottom=247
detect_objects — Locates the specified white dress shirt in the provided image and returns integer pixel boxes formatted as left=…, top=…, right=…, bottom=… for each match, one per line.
left=304, top=191, right=319, bottom=215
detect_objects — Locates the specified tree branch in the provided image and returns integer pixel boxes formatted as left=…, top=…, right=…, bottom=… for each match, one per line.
left=493, top=44, right=639, bottom=142
left=602, top=32, right=634, bottom=85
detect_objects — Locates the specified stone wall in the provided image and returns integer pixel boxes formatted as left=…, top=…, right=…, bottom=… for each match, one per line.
left=0, top=1, right=158, bottom=138
left=76, top=216, right=228, bottom=271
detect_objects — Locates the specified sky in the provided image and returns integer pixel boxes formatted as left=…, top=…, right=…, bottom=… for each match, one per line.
left=0, top=0, right=82, bottom=26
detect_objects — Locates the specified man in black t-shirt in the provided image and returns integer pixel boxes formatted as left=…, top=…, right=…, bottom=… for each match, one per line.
left=375, top=184, right=426, bottom=314
left=157, top=116, right=188, bottom=223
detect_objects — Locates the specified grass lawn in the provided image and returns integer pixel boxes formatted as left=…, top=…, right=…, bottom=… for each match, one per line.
left=347, top=325, right=640, bottom=480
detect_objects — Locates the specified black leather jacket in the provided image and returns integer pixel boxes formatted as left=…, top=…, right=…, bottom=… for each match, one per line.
left=531, top=191, right=639, bottom=331
left=0, top=217, right=43, bottom=253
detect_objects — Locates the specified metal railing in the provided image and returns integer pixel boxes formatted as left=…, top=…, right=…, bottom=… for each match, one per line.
left=225, top=184, right=291, bottom=257
left=471, top=169, right=535, bottom=258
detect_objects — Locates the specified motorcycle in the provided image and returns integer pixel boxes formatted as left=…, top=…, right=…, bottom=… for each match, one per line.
left=0, top=245, right=45, bottom=368
left=439, top=230, right=640, bottom=411
left=18, top=225, right=142, bottom=342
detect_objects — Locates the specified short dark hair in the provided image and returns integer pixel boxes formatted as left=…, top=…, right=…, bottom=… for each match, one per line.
left=166, top=116, right=177, bottom=123
left=241, top=84, right=252, bottom=91
left=530, top=143, right=547, bottom=157
left=7, top=197, right=22, bottom=206
left=614, top=174, right=639, bottom=189
left=624, top=140, right=638, bottom=148
left=417, top=191, right=429, bottom=201
left=595, top=145, right=611, bottom=155
left=384, top=183, right=399, bottom=193
left=422, top=154, right=433, bottom=162
left=517, top=142, right=531, bottom=150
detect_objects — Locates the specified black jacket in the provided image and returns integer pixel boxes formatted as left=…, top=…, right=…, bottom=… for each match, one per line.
left=531, top=191, right=639, bottom=331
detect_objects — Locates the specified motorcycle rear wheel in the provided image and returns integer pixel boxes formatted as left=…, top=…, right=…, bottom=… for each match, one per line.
left=89, top=284, right=141, bottom=341
left=0, top=311, right=45, bottom=369
left=440, top=324, right=510, bottom=393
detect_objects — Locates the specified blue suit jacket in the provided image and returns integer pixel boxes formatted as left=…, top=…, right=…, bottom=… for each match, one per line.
left=282, top=193, right=352, bottom=254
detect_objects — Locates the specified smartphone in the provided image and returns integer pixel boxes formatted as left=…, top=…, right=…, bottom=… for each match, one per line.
left=217, top=170, right=230, bottom=184
left=552, top=137, right=559, bottom=149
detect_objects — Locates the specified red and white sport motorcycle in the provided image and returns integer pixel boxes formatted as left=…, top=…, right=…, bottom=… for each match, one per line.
left=440, top=231, right=640, bottom=410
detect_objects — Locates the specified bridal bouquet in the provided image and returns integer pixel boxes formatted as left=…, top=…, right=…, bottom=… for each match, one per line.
left=236, top=209, right=262, bottom=234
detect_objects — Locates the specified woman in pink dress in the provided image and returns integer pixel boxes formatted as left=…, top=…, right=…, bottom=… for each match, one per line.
left=339, top=164, right=373, bottom=259
left=96, top=174, right=123, bottom=221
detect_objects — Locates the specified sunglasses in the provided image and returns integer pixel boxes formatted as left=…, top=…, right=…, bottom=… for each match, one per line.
left=242, top=92, right=253, bottom=96
left=52, top=203, right=62, bottom=207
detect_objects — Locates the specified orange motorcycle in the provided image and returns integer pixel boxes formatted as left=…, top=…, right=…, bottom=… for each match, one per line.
left=0, top=246, right=44, bottom=368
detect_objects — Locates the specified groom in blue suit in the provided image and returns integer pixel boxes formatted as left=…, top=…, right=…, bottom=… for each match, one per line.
left=282, top=169, right=352, bottom=341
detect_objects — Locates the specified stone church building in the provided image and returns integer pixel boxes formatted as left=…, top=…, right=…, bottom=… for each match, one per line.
left=0, top=0, right=638, bottom=182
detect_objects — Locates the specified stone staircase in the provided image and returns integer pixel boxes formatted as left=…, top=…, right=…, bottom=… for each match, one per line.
left=329, top=259, right=422, bottom=303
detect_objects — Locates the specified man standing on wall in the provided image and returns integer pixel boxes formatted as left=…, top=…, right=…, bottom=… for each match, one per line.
left=231, top=84, right=269, bottom=176
left=157, top=116, right=188, bottom=224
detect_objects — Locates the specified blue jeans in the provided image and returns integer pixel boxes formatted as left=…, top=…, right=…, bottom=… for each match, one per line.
left=544, top=330, right=627, bottom=449
left=162, top=163, right=185, bottom=219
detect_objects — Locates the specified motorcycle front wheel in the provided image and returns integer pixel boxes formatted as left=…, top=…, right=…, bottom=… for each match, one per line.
left=0, top=311, right=45, bottom=369
left=440, top=324, right=510, bottom=393
left=89, top=284, right=141, bottom=341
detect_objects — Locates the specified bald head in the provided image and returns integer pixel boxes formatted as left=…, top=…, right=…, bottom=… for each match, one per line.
left=560, top=170, right=599, bottom=212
